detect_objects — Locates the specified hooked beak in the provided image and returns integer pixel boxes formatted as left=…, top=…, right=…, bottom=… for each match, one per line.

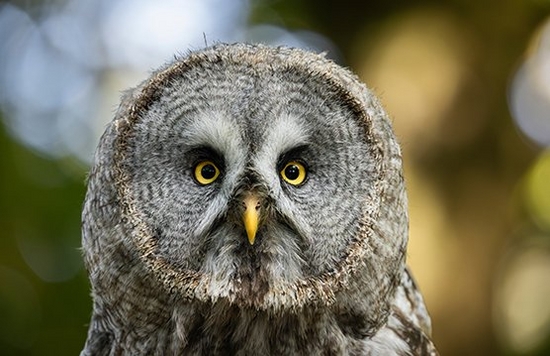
left=242, top=193, right=261, bottom=245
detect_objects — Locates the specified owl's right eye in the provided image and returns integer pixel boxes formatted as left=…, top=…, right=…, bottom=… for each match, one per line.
left=193, top=161, right=220, bottom=185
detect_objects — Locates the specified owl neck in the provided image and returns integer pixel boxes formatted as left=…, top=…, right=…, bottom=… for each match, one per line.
left=82, top=242, right=403, bottom=354
left=82, top=297, right=385, bottom=355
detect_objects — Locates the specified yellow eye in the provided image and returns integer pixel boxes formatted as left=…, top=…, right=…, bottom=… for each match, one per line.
left=194, top=161, right=220, bottom=185
left=280, top=161, right=307, bottom=186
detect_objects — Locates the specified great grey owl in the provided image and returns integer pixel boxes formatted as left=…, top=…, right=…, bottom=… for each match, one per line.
left=81, top=43, right=438, bottom=355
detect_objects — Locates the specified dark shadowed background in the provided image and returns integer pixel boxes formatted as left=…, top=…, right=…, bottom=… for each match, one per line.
left=1, top=0, right=550, bottom=355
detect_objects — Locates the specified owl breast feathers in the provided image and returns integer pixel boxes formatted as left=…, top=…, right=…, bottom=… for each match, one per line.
left=80, top=43, right=438, bottom=355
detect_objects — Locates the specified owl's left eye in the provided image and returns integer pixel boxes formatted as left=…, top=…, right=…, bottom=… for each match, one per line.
left=280, top=161, right=307, bottom=186
left=194, top=161, right=220, bottom=185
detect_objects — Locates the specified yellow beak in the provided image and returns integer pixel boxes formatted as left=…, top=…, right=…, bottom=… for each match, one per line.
left=243, top=194, right=261, bottom=245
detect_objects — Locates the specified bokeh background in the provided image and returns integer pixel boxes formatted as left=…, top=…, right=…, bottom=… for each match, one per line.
left=1, top=0, right=550, bottom=355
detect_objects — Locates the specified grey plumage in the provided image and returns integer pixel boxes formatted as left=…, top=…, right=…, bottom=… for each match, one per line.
left=81, top=43, right=438, bottom=355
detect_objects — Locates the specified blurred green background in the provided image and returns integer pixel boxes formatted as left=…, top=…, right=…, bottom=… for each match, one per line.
left=1, top=0, right=550, bottom=355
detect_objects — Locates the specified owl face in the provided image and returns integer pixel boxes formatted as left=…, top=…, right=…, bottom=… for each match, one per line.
left=108, top=45, right=406, bottom=312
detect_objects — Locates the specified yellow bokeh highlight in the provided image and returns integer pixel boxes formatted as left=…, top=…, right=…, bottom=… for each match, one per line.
left=494, top=241, right=550, bottom=354
left=354, top=8, right=477, bottom=156
left=525, top=150, right=550, bottom=230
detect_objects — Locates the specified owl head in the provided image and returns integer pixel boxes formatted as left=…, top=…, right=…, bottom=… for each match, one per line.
left=83, top=43, right=408, bottom=336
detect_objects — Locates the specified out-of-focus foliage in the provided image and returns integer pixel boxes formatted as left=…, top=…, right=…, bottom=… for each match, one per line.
left=1, top=0, right=549, bottom=355
left=0, top=122, right=90, bottom=355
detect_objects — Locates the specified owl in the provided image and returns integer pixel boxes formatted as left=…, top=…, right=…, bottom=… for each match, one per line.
left=80, top=43, right=438, bottom=355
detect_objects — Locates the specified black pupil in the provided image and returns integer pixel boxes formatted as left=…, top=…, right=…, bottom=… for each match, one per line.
left=285, top=164, right=300, bottom=180
left=201, top=164, right=217, bottom=179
